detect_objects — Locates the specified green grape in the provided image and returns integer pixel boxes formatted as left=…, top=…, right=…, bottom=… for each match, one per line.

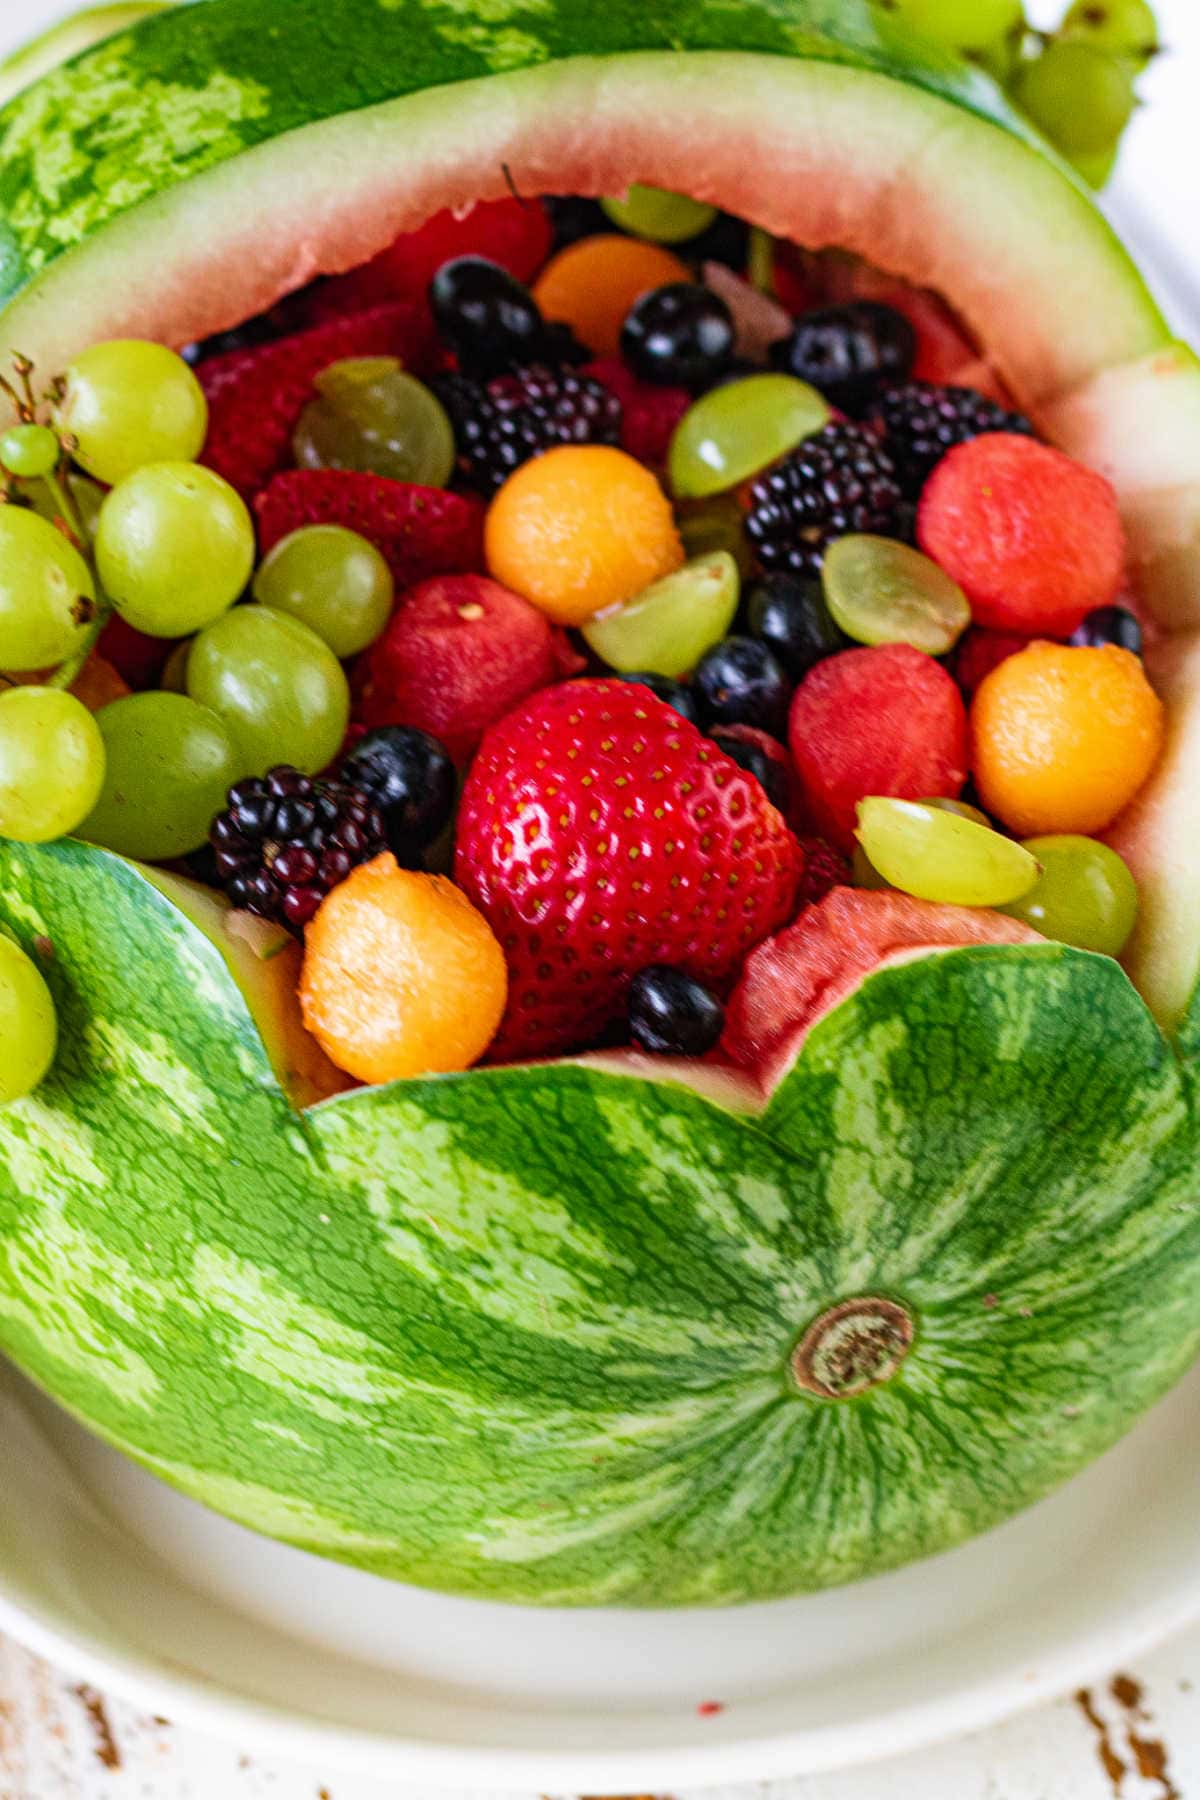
left=1059, top=0, right=1159, bottom=69
left=187, top=606, right=350, bottom=777
left=79, top=691, right=243, bottom=862
left=96, top=462, right=255, bottom=637
left=0, top=686, right=106, bottom=842
left=54, top=340, right=208, bottom=487
left=253, top=524, right=394, bottom=658
left=669, top=374, right=830, bottom=501
left=160, top=639, right=193, bottom=693
left=924, top=796, right=991, bottom=827
left=886, top=0, right=1024, bottom=52
left=1068, top=144, right=1121, bottom=190
left=293, top=358, right=455, bottom=488
left=0, top=932, right=57, bottom=1105
left=600, top=185, right=718, bottom=244
left=822, top=536, right=971, bottom=657
left=851, top=843, right=890, bottom=890
left=582, top=551, right=740, bottom=678
left=0, top=424, right=60, bottom=479
left=856, top=796, right=1040, bottom=907
left=999, top=834, right=1138, bottom=955
left=0, top=507, right=95, bottom=672
left=677, top=495, right=755, bottom=578
left=1012, top=40, right=1136, bottom=157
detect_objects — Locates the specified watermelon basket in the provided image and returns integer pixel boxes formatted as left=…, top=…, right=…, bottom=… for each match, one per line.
left=1, top=0, right=1200, bottom=1630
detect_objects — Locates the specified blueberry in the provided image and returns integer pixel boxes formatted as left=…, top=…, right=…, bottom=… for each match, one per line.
left=628, top=965, right=725, bottom=1058
left=1069, top=605, right=1143, bottom=656
left=621, top=283, right=735, bottom=388
left=744, top=572, right=850, bottom=680
left=769, top=302, right=916, bottom=414
left=693, top=635, right=793, bottom=738
left=342, top=726, right=456, bottom=857
left=709, top=726, right=789, bottom=814
left=610, top=671, right=700, bottom=725
left=428, top=256, right=544, bottom=376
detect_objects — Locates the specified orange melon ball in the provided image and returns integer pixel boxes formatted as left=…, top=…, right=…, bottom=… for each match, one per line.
left=300, top=855, right=507, bottom=1083
left=485, top=444, right=684, bottom=626
left=971, top=642, right=1164, bottom=837
left=532, top=235, right=691, bottom=357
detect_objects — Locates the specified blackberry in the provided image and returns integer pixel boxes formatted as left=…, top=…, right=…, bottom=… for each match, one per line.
left=209, top=766, right=387, bottom=933
left=434, top=362, right=622, bottom=494
left=873, top=381, right=1035, bottom=497
left=745, top=423, right=904, bottom=578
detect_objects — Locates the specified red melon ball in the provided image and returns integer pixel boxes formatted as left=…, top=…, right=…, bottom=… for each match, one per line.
left=788, top=643, right=968, bottom=852
left=353, top=572, right=583, bottom=764
left=917, top=433, right=1126, bottom=638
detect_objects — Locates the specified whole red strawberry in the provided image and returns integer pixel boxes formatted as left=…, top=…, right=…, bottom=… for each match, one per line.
left=455, top=681, right=803, bottom=1062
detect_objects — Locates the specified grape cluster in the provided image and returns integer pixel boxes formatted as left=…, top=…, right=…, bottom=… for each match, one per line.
left=880, top=0, right=1159, bottom=187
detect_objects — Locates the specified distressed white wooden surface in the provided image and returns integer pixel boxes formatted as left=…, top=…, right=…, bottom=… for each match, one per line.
left=0, top=1626, right=1196, bottom=1798
left=2, top=2, right=1200, bottom=1797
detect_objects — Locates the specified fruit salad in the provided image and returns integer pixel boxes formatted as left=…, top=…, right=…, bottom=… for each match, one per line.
left=0, top=0, right=1197, bottom=1612
left=0, top=195, right=1166, bottom=1094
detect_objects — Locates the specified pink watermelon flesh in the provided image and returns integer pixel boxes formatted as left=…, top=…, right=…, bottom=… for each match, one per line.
left=722, top=887, right=1044, bottom=1095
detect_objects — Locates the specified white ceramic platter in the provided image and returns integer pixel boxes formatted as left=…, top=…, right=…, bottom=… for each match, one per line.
left=2, top=0, right=1200, bottom=1788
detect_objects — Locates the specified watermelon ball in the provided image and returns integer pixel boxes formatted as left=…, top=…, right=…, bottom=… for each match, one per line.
left=341, top=725, right=456, bottom=860
left=353, top=571, right=582, bottom=763
left=300, top=854, right=508, bottom=1083
left=788, top=643, right=968, bottom=851
left=953, top=625, right=1034, bottom=698
left=628, top=966, right=725, bottom=1057
left=917, top=433, right=1126, bottom=637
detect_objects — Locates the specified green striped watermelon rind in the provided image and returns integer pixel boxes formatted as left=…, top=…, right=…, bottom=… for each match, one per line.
left=2, top=839, right=1198, bottom=1607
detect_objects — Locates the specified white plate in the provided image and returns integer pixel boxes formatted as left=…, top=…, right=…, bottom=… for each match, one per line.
left=3, top=2, right=1200, bottom=1790
left=4, top=1356, right=1200, bottom=1790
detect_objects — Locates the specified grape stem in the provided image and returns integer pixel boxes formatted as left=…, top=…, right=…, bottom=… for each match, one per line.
left=747, top=227, right=777, bottom=297
left=44, top=590, right=114, bottom=691
left=42, top=464, right=86, bottom=552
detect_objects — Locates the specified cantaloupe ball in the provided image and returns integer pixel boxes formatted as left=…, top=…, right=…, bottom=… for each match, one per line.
left=300, top=855, right=507, bottom=1082
left=971, top=642, right=1164, bottom=836
left=485, top=444, right=683, bottom=627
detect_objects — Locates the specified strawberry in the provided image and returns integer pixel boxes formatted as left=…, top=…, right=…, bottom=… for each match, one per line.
left=255, top=470, right=485, bottom=590
left=198, top=303, right=434, bottom=500
left=455, top=680, right=803, bottom=1062
left=583, top=358, right=692, bottom=467
left=377, top=197, right=554, bottom=295
left=353, top=573, right=583, bottom=763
